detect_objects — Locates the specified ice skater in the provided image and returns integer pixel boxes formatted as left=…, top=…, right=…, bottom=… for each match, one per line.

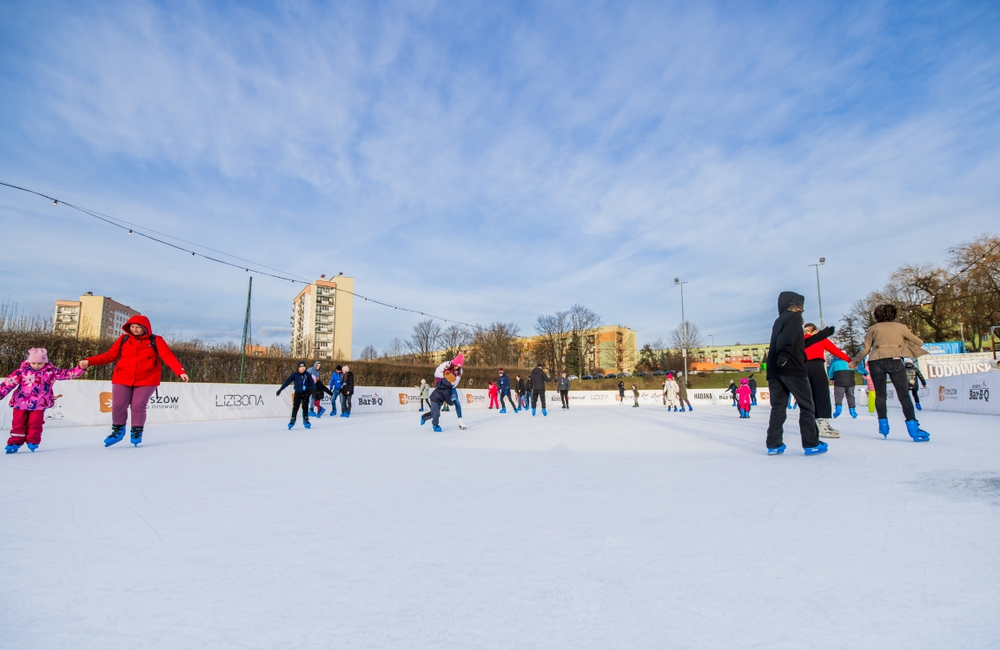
left=421, top=354, right=464, bottom=431
left=765, top=292, right=826, bottom=456
left=419, top=379, right=432, bottom=412
left=2, top=348, right=85, bottom=453
left=631, top=384, right=640, bottom=407
left=737, top=377, right=752, bottom=418
left=747, top=374, right=758, bottom=406
left=488, top=380, right=499, bottom=409
left=803, top=322, right=847, bottom=438
left=80, top=315, right=188, bottom=447
left=676, top=371, right=692, bottom=411
left=328, top=365, right=344, bottom=416
left=339, top=365, right=355, bottom=417
left=516, top=375, right=526, bottom=410
left=529, top=363, right=550, bottom=416
left=663, top=373, right=679, bottom=411
left=277, top=362, right=316, bottom=429
left=308, top=361, right=333, bottom=417
left=850, top=304, right=930, bottom=441
left=447, top=360, right=467, bottom=430
left=904, top=361, right=927, bottom=411
left=727, top=380, right=738, bottom=407
left=558, top=372, right=570, bottom=409
left=497, top=369, right=518, bottom=413
left=828, top=358, right=864, bottom=418
left=618, top=381, right=626, bottom=405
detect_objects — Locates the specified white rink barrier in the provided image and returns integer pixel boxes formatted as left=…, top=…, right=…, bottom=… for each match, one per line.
left=883, top=372, right=998, bottom=416
left=0, top=380, right=769, bottom=428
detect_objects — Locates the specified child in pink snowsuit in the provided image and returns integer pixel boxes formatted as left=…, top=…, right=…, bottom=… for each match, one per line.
left=737, top=378, right=753, bottom=419
left=2, top=348, right=85, bottom=453
left=488, top=381, right=499, bottom=409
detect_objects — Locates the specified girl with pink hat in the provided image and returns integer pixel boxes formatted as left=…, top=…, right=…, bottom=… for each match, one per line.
left=420, top=353, right=464, bottom=431
left=2, top=348, right=86, bottom=453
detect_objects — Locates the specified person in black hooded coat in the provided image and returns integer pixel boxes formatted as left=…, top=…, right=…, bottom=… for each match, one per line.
left=765, top=291, right=834, bottom=453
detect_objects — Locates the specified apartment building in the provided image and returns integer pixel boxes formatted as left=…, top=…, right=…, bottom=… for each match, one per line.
left=53, top=293, right=139, bottom=339
left=290, top=274, right=354, bottom=360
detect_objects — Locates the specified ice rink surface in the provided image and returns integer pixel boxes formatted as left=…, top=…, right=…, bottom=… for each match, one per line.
left=2, top=404, right=999, bottom=649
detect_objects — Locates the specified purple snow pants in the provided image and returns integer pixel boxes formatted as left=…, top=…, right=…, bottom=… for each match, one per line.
left=111, top=384, right=158, bottom=427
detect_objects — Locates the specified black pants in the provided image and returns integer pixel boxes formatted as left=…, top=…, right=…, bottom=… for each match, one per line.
left=500, top=390, right=517, bottom=410
left=531, top=390, right=546, bottom=409
left=767, top=375, right=818, bottom=449
left=560, top=390, right=569, bottom=407
left=869, top=358, right=916, bottom=420
left=909, top=386, right=920, bottom=405
left=420, top=398, right=430, bottom=410
left=421, top=386, right=455, bottom=427
left=806, top=359, right=832, bottom=419
left=290, top=392, right=311, bottom=423
left=342, top=393, right=353, bottom=414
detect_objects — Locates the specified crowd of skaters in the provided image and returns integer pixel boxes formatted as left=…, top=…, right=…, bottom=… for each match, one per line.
left=1, top=293, right=936, bottom=456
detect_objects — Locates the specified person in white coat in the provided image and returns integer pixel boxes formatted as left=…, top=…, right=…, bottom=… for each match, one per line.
left=663, top=374, right=680, bottom=411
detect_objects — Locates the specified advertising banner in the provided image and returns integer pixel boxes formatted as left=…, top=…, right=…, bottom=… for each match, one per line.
left=920, top=372, right=998, bottom=415
left=919, top=353, right=996, bottom=379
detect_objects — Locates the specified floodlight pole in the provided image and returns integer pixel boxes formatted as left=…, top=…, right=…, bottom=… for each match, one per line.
left=674, top=278, right=688, bottom=376
left=809, top=257, right=826, bottom=328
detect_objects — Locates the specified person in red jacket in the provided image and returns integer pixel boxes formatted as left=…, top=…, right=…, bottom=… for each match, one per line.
left=487, top=380, right=499, bottom=409
left=79, top=315, right=188, bottom=447
left=804, top=323, right=850, bottom=439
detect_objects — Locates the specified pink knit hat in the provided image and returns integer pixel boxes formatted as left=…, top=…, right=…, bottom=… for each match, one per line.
left=740, top=377, right=749, bottom=385
left=453, top=353, right=464, bottom=367
left=27, top=348, right=49, bottom=364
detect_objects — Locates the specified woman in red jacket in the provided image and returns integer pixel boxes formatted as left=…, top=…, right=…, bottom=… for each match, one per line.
left=79, top=315, right=188, bottom=447
left=804, top=323, right=850, bottom=439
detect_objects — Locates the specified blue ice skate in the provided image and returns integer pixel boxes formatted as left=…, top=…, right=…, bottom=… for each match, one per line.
left=542, top=409, right=547, bottom=416
left=27, top=443, right=38, bottom=452
left=878, top=418, right=889, bottom=438
left=804, top=441, right=829, bottom=456
left=130, top=426, right=143, bottom=446
left=849, top=408, right=857, bottom=418
left=316, top=407, right=326, bottom=418
left=531, top=408, right=536, bottom=416
left=288, top=421, right=295, bottom=430
left=344, top=412, right=350, bottom=418
left=5, top=444, right=18, bottom=454
left=767, top=444, right=786, bottom=456
left=432, top=425, right=442, bottom=432
left=833, top=405, right=842, bottom=419
left=104, top=424, right=126, bottom=447
left=687, top=405, right=693, bottom=411
left=418, top=407, right=424, bottom=412
left=500, top=407, right=506, bottom=413
left=303, top=421, right=311, bottom=429
left=915, top=403, right=922, bottom=411
left=905, top=420, right=929, bottom=442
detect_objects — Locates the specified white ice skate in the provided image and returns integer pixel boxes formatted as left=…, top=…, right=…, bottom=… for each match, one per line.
left=817, top=418, right=840, bottom=438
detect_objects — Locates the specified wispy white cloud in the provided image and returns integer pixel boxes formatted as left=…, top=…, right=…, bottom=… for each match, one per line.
left=1, top=0, right=997, bottom=352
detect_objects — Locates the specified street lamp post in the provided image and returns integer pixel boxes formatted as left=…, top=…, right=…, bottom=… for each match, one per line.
left=808, top=257, right=826, bottom=328
left=674, top=278, right=688, bottom=376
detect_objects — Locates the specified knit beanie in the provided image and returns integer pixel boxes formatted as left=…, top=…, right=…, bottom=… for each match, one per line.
left=453, top=353, right=464, bottom=367
left=27, top=348, right=49, bottom=364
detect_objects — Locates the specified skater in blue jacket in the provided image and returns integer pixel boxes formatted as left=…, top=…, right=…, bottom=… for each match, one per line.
left=277, top=362, right=318, bottom=429
left=497, top=368, right=518, bottom=413
left=328, top=365, right=344, bottom=415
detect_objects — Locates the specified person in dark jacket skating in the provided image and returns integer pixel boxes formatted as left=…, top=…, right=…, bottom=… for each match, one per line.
left=557, top=372, right=570, bottom=409
left=904, top=361, right=927, bottom=411
left=421, top=354, right=464, bottom=430
left=328, top=365, right=344, bottom=415
left=277, top=362, right=316, bottom=429
left=339, top=365, right=355, bottom=417
left=529, top=364, right=551, bottom=415
left=497, top=369, right=518, bottom=413
left=515, top=375, right=526, bottom=410
left=765, top=291, right=832, bottom=456
left=618, top=381, right=626, bottom=405
left=747, top=374, right=758, bottom=406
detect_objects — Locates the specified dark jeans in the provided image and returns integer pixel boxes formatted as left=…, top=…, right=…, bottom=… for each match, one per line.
left=451, top=388, right=463, bottom=417
left=500, top=390, right=517, bottom=410
left=909, top=386, right=921, bottom=405
left=291, top=392, right=311, bottom=423
left=869, top=358, right=916, bottom=420
left=767, top=375, right=818, bottom=449
left=342, top=393, right=353, bottom=414
left=806, top=359, right=832, bottom=419
left=531, top=390, right=546, bottom=410
left=421, top=385, right=455, bottom=427
left=560, top=390, right=569, bottom=407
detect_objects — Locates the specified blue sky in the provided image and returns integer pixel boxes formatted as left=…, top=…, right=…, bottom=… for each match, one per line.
left=1, top=0, right=998, bottom=354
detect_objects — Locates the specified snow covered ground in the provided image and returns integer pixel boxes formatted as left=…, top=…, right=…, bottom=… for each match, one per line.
left=2, top=404, right=999, bottom=649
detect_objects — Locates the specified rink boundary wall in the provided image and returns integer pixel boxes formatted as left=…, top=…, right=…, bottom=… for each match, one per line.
left=5, top=376, right=994, bottom=429
left=3, top=381, right=771, bottom=428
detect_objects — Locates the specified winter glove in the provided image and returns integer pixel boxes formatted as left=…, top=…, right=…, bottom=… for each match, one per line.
left=818, top=325, right=835, bottom=339
left=275, top=390, right=281, bottom=396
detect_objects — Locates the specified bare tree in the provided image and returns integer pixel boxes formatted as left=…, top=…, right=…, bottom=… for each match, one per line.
left=408, top=319, right=442, bottom=362
left=471, top=321, right=521, bottom=367
left=568, top=304, right=602, bottom=376
left=669, top=321, right=703, bottom=361
left=359, top=344, right=379, bottom=361
left=382, top=337, right=407, bottom=360
left=535, top=310, right=569, bottom=371
left=440, top=324, right=473, bottom=359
